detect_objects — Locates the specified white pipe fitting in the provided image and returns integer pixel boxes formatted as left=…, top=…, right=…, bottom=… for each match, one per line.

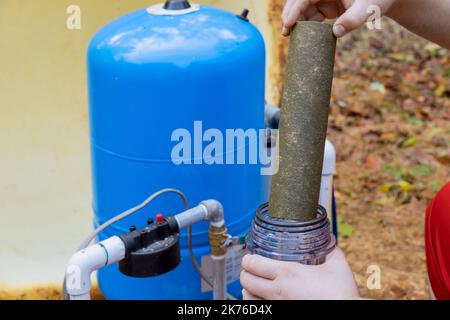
left=65, top=236, right=125, bottom=300
left=319, top=140, right=336, bottom=215
left=200, top=200, right=225, bottom=228
left=174, top=200, right=225, bottom=229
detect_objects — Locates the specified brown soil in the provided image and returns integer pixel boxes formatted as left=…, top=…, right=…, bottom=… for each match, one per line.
left=267, top=0, right=449, bottom=299
left=328, top=21, right=450, bottom=300
left=0, top=286, right=103, bottom=300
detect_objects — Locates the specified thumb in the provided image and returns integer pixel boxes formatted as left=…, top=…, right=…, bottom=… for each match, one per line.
left=333, top=1, right=370, bottom=37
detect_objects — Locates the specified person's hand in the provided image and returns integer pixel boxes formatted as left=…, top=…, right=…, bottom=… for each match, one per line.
left=282, top=0, right=398, bottom=37
left=240, top=248, right=360, bottom=300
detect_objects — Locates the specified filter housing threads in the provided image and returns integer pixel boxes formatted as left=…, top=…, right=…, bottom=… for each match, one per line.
left=246, top=203, right=336, bottom=265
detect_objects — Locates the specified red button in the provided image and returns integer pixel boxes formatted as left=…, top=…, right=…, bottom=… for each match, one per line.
left=156, top=213, right=164, bottom=224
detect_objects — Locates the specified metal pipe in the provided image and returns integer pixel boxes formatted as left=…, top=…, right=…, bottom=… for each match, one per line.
left=201, top=199, right=225, bottom=227
left=211, top=255, right=227, bottom=300
left=175, top=199, right=229, bottom=300
left=201, top=200, right=228, bottom=300
left=174, top=204, right=209, bottom=229
left=174, top=200, right=224, bottom=228
left=269, top=21, right=336, bottom=221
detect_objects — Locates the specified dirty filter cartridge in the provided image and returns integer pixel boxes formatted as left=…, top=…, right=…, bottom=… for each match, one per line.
left=269, top=21, right=337, bottom=221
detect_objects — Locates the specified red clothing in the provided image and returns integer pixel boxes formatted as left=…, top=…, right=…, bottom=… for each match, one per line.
left=426, top=182, right=450, bottom=300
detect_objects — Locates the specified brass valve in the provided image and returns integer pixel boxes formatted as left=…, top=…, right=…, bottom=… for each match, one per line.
left=208, top=225, right=228, bottom=257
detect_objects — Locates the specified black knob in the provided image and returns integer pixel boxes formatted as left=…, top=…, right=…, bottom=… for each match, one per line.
left=140, top=228, right=155, bottom=247
left=164, top=0, right=191, bottom=10
left=238, top=9, right=250, bottom=22
left=129, top=226, right=137, bottom=232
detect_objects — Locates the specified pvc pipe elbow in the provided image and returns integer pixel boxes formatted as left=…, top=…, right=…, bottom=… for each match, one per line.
left=174, top=200, right=225, bottom=229
left=200, top=200, right=224, bottom=227
left=65, top=236, right=125, bottom=299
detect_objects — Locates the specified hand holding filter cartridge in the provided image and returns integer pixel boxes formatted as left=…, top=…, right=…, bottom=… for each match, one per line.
left=269, top=21, right=336, bottom=222
left=246, top=22, right=337, bottom=266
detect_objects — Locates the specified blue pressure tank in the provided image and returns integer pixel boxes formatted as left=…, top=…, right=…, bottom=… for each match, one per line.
left=87, top=2, right=265, bottom=299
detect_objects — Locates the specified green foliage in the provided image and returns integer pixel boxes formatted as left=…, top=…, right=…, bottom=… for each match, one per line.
left=431, top=181, right=444, bottom=193
left=406, top=114, right=424, bottom=126
left=382, top=164, right=434, bottom=180
left=401, top=136, right=418, bottom=148
left=381, top=164, right=404, bottom=180
left=337, top=215, right=353, bottom=238
left=409, top=165, right=434, bottom=177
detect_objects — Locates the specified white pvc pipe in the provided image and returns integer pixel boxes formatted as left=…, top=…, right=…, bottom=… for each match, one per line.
left=69, top=293, right=91, bottom=300
left=319, top=140, right=336, bottom=215
left=65, top=236, right=125, bottom=300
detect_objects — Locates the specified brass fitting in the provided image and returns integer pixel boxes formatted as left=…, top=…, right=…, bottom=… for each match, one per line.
left=209, top=225, right=228, bottom=257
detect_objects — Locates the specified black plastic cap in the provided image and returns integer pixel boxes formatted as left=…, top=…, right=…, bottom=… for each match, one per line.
left=164, top=0, right=191, bottom=10
left=237, top=9, right=250, bottom=22
left=118, top=218, right=181, bottom=278
left=119, top=234, right=180, bottom=278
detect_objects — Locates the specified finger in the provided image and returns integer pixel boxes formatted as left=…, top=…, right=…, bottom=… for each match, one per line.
left=305, top=5, right=319, bottom=18
left=241, top=254, right=279, bottom=280
left=305, top=5, right=325, bottom=21
left=333, top=1, right=369, bottom=37
left=282, top=0, right=297, bottom=25
left=240, top=270, right=274, bottom=300
left=316, top=2, right=340, bottom=19
left=337, top=0, right=347, bottom=15
left=242, top=289, right=263, bottom=301
left=282, top=25, right=291, bottom=37
left=285, top=0, right=312, bottom=29
left=282, top=0, right=297, bottom=36
left=307, top=11, right=325, bottom=22
left=285, top=12, right=306, bottom=34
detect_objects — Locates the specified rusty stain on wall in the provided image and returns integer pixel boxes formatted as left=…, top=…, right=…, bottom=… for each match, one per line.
left=267, top=0, right=289, bottom=106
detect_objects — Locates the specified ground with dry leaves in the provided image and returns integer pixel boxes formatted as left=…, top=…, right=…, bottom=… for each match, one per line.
left=330, top=20, right=450, bottom=300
